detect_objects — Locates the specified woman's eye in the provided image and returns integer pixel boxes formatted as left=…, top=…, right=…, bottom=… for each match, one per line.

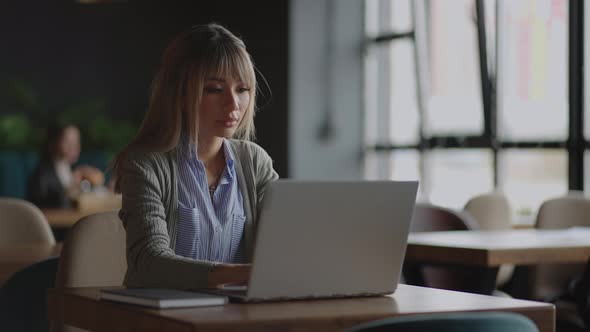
left=237, top=87, right=251, bottom=93
left=205, top=87, right=223, bottom=94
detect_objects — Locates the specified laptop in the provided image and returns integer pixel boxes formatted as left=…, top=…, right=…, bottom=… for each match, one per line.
left=211, top=180, right=418, bottom=302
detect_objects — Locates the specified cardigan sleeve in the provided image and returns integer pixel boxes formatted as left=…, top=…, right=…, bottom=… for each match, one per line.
left=119, top=151, right=216, bottom=289
left=251, top=144, right=280, bottom=216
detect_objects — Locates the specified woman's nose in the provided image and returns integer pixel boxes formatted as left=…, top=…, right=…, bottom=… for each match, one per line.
left=224, top=90, right=239, bottom=111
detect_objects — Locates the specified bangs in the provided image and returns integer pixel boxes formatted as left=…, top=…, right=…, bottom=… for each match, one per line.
left=204, top=44, right=256, bottom=86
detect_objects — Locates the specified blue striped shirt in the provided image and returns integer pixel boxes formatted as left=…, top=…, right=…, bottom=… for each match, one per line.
left=175, top=139, right=246, bottom=263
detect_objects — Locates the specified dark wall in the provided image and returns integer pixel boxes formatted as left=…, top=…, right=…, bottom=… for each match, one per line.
left=0, top=0, right=289, bottom=176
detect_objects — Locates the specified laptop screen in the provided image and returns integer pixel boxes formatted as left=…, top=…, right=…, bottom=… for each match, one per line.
left=246, top=180, right=418, bottom=301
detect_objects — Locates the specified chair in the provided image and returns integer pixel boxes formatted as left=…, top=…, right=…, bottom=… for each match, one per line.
left=0, top=257, right=59, bottom=332
left=52, top=211, right=126, bottom=332
left=55, top=211, right=126, bottom=287
left=403, top=203, right=498, bottom=295
left=519, top=192, right=590, bottom=331
left=0, top=197, right=55, bottom=246
left=531, top=192, right=590, bottom=301
left=464, top=192, right=515, bottom=287
left=410, top=202, right=479, bottom=232
left=345, top=312, right=539, bottom=332
left=464, top=192, right=512, bottom=230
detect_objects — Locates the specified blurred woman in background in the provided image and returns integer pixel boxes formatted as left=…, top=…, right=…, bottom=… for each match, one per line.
left=27, top=124, right=104, bottom=208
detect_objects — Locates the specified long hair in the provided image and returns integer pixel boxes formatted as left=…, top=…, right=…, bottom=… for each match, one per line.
left=112, top=23, right=258, bottom=190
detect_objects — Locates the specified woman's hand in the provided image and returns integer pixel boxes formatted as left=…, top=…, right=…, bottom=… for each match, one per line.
left=207, top=263, right=251, bottom=289
left=73, top=165, right=105, bottom=186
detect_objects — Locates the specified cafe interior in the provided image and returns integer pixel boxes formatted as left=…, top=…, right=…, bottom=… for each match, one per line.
left=0, top=0, right=589, bottom=331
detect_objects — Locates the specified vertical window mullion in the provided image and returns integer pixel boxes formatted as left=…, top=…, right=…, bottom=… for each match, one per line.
left=375, top=0, right=393, bottom=179
left=412, top=0, right=429, bottom=198
left=569, top=0, right=584, bottom=190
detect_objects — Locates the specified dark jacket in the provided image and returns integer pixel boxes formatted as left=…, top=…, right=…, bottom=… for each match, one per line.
left=27, top=160, right=71, bottom=208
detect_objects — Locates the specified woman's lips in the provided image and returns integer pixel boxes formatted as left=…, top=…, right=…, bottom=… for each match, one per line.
left=219, top=119, right=238, bottom=128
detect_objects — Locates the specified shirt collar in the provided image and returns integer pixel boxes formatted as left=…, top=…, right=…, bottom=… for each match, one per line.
left=178, top=137, right=236, bottom=179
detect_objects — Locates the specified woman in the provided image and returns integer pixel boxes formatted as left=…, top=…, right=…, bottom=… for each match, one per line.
left=27, top=124, right=104, bottom=208
left=113, top=24, right=278, bottom=290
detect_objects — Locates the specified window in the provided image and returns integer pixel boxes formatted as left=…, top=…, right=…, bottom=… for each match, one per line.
left=365, top=0, right=419, bottom=146
left=499, top=149, right=568, bottom=220
left=364, top=149, right=425, bottom=199
left=426, top=149, right=494, bottom=209
left=497, top=0, right=568, bottom=141
left=364, top=0, right=575, bottom=220
left=427, top=0, right=484, bottom=135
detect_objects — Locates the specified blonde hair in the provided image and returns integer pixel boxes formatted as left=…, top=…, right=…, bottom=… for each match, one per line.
left=113, top=24, right=257, bottom=190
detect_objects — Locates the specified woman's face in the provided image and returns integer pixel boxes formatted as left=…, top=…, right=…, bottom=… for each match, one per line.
left=58, top=126, right=81, bottom=165
left=198, top=76, right=251, bottom=141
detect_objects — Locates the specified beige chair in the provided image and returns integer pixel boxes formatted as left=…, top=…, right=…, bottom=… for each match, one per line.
left=52, top=211, right=126, bottom=332
left=55, top=210, right=126, bottom=287
left=464, top=192, right=512, bottom=230
left=0, top=197, right=55, bottom=246
left=464, top=192, right=514, bottom=287
left=531, top=191, right=590, bottom=301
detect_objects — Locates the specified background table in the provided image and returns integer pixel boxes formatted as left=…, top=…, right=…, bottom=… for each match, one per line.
left=406, top=229, right=590, bottom=267
left=42, top=192, right=121, bottom=228
left=42, top=209, right=96, bottom=228
left=47, top=284, right=555, bottom=332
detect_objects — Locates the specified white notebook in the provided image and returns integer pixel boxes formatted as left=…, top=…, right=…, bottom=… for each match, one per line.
left=100, top=288, right=228, bottom=309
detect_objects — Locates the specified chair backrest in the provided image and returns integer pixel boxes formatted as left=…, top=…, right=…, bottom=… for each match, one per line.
left=0, top=197, right=55, bottom=245
left=404, top=203, right=497, bottom=294
left=463, top=192, right=515, bottom=288
left=55, top=211, right=126, bottom=288
left=531, top=192, right=590, bottom=300
left=345, top=312, right=539, bottom=332
left=464, top=192, right=512, bottom=230
left=410, top=203, right=478, bottom=232
left=0, top=257, right=59, bottom=332
left=53, top=213, right=126, bottom=332
left=535, top=191, right=590, bottom=229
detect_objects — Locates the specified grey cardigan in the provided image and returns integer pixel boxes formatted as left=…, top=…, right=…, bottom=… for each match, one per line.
left=119, top=139, right=278, bottom=289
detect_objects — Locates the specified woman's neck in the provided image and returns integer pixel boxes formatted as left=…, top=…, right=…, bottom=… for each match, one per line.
left=53, top=157, right=69, bottom=166
left=197, top=136, right=224, bottom=166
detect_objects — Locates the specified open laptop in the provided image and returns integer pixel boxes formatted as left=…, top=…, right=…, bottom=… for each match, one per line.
left=212, top=180, right=418, bottom=302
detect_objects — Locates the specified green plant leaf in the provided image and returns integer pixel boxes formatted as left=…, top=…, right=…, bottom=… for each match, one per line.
left=0, top=114, right=32, bottom=149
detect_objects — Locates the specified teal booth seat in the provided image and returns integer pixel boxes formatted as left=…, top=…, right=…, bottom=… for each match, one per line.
left=0, top=151, right=37, bottom=199
left=345, top=312, right=539, bottom=332
left=0, top=151, right=108, bottom=199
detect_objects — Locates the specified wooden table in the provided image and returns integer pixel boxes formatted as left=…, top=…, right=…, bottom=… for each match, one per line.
left=47, top=284, right=554, bottom=332
left=42, top=193, right=121, bottom=228
left=42, top=207, right=120, bottom=228
left=406, top=228, right=590, bottom=267
left=42, top=209, right=95, bottom=228
left=0, top=243, right=62, bottom=286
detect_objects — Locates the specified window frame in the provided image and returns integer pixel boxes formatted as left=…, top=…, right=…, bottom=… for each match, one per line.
left=364, top=0, right=585, bottom=195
